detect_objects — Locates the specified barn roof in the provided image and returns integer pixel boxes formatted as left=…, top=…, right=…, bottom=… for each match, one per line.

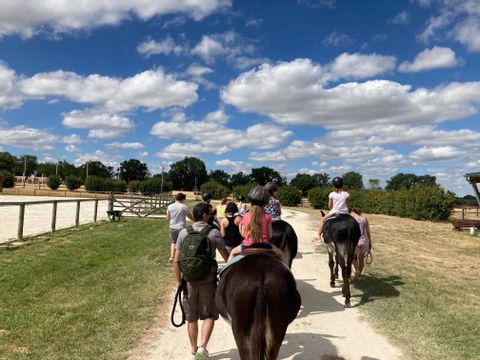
left=465, top=172, right=480, bottom=184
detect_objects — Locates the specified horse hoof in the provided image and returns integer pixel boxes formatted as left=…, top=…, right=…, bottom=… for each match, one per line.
left=345, top=300, right=351, bottom=307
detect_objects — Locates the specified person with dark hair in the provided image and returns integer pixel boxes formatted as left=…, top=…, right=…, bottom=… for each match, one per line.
left=202, top=192, right=213, bottom=204
left=228, top=186, right=285, bottom=262
left=220, top=202, right=243, bottom=253
left=264, top=181, right=281, bottom=221
left=236, top=195, right=248, bottom=216
left=173, top=202, right=229, bottom=360
left=351, top=208, right=372, bottom=280
left=314, top=177, right=350, bottom=244
left=166, top=192, right=193, bottom=263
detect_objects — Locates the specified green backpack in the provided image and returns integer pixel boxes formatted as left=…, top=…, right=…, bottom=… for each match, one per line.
left=179, top=225, right=215, bottom=282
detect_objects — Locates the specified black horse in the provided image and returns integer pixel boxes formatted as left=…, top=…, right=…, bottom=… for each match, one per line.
left=271, top=219, right=298, bottom=268
left=321, top=211, right=360, bottom=307
left=216, top=253, right=301, bottom=359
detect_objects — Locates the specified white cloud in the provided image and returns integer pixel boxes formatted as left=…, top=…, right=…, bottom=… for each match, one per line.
left=192, top=35, right=227, bottom=64
left=455, top=17, right=480, bottom=52
left=322, top=31, right=355, bottom=47
left=63, top=110, right=134, bottom=135
left=61, top=134, right=82, bottom=144
left=388, top=11, right=411, bottom=25
left=297, top=0, right=336, bottom=9
left=399, top=47, right=460, bottom=73
left=137, top=37, right=183, bottom=57
left=138, top=151, right=149, bottom=157
left=245, top=19, right=263, bottom=28
left=215, top=159, right=252, bottom=173
left=330, top=52, right=396, bottom=79
left=74, top=150, right=120, bottom=167
left=106, top=142, right=144, bottom=149
left=88, top=129, right=127, bottom=139
left=65, top=144, right=80, bottom=153
left=221, top=58, right=480, bottom=129
left=409, top=146, right=465, bottom=162
left=0, top=125, right=57, bottom=150
left=203, top=109, right=229, bottom=123
left=0, top=0, right=232, bottom=38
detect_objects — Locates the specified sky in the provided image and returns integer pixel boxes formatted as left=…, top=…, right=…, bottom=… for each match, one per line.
left=0, top=0, right=479, bottom=196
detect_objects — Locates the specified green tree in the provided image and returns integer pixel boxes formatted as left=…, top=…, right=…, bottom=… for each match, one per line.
left=0, top=152, right=16, bottom=172
left=169, top=156, right=208, bottom=190
left=312, top=172, right=330, bottom=188
left=79, top=161, right=113, bottom=180
left=342, top=171, right=364, bottom=189
left=209, top=169, right=231, bottom=188
left=385, top=173, right=437, bottom=191
left=368, top=178, right=381, bottom=190
left=290, top=173, right=317, bottom=196
left=231, top=171, right=251, bottom=187
left=13, top=154, right=37, bottom=177
left=36, top=162, right=57, bottom=177
left=119, top=158, right=149, bottom=183
left=250, top=167, right=286, bottom=185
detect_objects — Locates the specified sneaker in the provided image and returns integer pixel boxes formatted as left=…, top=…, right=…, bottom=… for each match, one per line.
left=195, top=347, right=209, bottom=360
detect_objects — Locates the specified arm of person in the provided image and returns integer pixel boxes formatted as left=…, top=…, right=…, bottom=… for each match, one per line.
left=219, top=248, right=229, bottom=262
left=365, top=218, right=372, bottom=247
left=239, top=222, right=248, bottom=238
left=328, top=198, right=333, bottom=210
left=186, top=211, right=194, bottom=222
left=166, top=210, right=171, bottom=221
left=267, top=221, right=272, bottom=240
left=228, top=244, right=242, bottom=261
left=234, top=215, right=242, bottom=226
left=172, top=250, right=182, bottom=288
left=220, top=218, right=227, bottom=238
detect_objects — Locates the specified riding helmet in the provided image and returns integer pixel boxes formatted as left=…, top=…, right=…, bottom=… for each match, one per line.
left=332, top=177, right=343, bottom=188
left=237, top=195, right=245, bottom=201
left=247, top=185, right=270, bottom=206
left=264, top=181, right=278, bottom=193
left=202, top=192, right=213, bottom=202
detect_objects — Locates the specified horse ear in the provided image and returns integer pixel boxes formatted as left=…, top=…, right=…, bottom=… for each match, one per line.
left=320, top=210, right=325, bottom=217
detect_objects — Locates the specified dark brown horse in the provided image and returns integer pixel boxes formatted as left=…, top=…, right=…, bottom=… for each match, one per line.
left=321, top=211, right=360, bottom=307
left=216, top=253, right=301, bottom=359
left=271, top=219, right=298, bottom=268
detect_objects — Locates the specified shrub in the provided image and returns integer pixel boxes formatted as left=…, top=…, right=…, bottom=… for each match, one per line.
left=137, top=178, right=171, bottom=196
left=278, top=185, right=302, bottom=206
left=84, top=176, right=127, bottom=193
left=0, top=170, right=15, bottom=188
left=47, top=175, right=61, bottom=190
left=232, top=183, right=256, bottom=200
left=200, top=180, right=229, bottom=200
left=307, top=187, right=331, bottom=209
left=65, top=175, right=82, bottom=191
left=128, top=180, right=140, bottom=193
left=404, top=184, right=455, bottom=221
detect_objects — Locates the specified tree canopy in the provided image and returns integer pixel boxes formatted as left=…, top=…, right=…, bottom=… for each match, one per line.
left=169, top=156, right=208, bottom=190
left=250, top=167, right=286, bottom=186
left=119, top=159, right=149, bottom=183
left=289, top=173, right=318, bottom=196
left=209, top=169, right=231, bottom=188
left=342, top=171, right=364, bottom=189
left=386, top=173, right=437, bottom=191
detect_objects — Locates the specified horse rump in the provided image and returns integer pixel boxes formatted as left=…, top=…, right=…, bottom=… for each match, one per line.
left=216, top=254, right=301, bottom=359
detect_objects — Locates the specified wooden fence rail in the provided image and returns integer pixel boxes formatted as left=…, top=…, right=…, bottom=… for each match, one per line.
left=0, top=198, right=108, bottom=242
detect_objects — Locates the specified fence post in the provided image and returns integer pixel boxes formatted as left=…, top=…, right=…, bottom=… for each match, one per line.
left=75, top=201, right=80, bottom=226
left=51, top=201, right=57, bottom=232
left=17, top=204, right=25, bottom=241
left=94, top=200, right=98, bottom=222
left=109, top=192, right=114, bottom=212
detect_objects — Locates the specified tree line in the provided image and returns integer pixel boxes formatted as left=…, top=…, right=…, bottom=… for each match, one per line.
left=0, top=151, right=440, bottom=193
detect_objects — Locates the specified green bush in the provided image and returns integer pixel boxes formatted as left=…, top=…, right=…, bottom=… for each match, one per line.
left=278, top=185, right=302, bottom=206
left=0, top=170, right=15, bottom=188
left=307, top=187, right=331, bottom=209
left=137, top=178, right=171, bottom=196
left=84, top=176, right=127, bottom=193
left=200, top=180, right=229, bottom=199
left=404, top=184, right=455, bottom=221
left=47, top=175, right=61, bottom=190
left=65, top=175, right=82, bottom=191
left=232, top=183, right=256, bottom=200
left=128, top=180, right=140, bottom=193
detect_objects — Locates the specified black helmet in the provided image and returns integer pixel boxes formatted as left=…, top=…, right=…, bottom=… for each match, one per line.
left=237, top=195, right=245, bottom=201
left=264, top=181, right=278, bottom=193
left=247, top=185, right=270, bottom=206
left=332, top=177, right=343, bottom=188
left=202, top=192, right=213, bottom=201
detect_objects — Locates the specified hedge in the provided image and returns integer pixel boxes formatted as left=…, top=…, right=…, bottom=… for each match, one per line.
left=278, top=185, right=302, bottom=206
left=137, top=178, right=171, bottom=196
left=200, top=180, right=230, bottom=200
left=84, top=176, right=127, bottom=193
left=232, top=183, right=257, bottom=201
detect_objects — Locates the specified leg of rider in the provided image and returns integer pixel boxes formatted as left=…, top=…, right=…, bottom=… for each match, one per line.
left=187, top=321, right=199, bottom=354
left=318, top=213, right=332, bottom=238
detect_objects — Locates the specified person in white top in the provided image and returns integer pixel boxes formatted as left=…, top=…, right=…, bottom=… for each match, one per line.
left=166, top=193, right=194, bottom=263
left=314, top=177, right=350, bottom=243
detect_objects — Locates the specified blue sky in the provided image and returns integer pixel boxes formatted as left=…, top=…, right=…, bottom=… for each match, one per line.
left=0, top=0, right=479, bottom=196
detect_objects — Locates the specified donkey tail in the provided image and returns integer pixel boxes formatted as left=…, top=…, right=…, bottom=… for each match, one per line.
left=251, top=286, right=267, bottom=359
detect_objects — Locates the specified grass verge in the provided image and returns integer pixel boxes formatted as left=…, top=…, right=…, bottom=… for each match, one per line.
left=297, top=206, right=480, bottom=360
left=0, top=219, right=173, bottom=360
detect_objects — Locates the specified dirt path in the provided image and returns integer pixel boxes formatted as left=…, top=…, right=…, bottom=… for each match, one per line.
left=128, top=208, right=404, bottom=360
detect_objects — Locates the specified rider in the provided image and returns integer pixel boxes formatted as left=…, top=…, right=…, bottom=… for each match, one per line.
left=264, top=182, right=281, bottom=221
left=314, top=177, right=350, bottom=243
left=228, top=185, right=285, bottom=263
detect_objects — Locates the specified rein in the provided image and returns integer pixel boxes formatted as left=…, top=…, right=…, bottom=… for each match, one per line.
left=170, top=280, right=187, bottom=327
left=365, top=246, right=373, bottom=264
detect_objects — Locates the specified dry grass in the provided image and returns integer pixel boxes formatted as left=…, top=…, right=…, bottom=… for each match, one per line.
left=293, top=206, right=480, bottom=360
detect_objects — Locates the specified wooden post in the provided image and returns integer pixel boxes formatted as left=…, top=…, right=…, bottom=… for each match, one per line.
left=51, top=201, right=57, bottom=232
left=75, top=201, right=80, bottom=226
left=94, top=200, right=98, bottom=222
left=17, top=204, right=25, bottom=241
left=109, top=192, right=114, bottom=212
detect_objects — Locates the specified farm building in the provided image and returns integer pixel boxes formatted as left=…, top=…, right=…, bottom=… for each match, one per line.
left=465, top=172, right=480, bottom=207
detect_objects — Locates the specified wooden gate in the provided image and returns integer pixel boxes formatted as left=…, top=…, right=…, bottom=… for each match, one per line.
left=108, top=193, right=174, bottom=218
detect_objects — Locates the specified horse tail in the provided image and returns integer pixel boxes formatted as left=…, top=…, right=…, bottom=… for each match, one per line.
left=251, top=285, right=267, bottom=359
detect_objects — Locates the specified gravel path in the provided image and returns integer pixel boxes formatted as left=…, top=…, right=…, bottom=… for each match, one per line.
left=128, top=208, right=404, bottom=360
left=0, top=194, right=109, bottom=243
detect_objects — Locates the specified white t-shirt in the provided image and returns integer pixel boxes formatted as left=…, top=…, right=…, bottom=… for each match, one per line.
left=167, top=202, right=190, bottom=230
left=329, top=191, right=350, bottom=214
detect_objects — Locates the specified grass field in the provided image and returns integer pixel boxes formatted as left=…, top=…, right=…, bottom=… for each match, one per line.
left=0, top=219, right=173, bottom=360
left=300, top=206, right=480, bottom=360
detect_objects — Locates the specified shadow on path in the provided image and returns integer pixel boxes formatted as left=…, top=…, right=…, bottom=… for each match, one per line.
left=295, top=278, right=345, bottom=318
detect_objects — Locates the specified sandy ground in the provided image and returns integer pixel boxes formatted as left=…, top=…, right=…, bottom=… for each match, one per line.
left=128, top=208, right=404, bottom=360
left=0, top=194, right=110, bottom=243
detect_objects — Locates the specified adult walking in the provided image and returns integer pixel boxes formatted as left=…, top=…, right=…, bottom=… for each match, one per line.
left=166, top=193, right=193, bottom=263
left=351, top=208, right=372, bottom=280
left=173, top=203, right=229, bottom=359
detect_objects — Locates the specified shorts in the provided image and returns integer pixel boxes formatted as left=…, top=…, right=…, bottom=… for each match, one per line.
left=182, top=282, right=219, bottom=322
left=355, top=243, right=369, bottom=255
left=169, top=228, right=182, bottom=244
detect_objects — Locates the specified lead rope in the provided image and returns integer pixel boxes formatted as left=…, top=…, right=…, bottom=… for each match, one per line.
left=171, top=280, right=187, bottom=327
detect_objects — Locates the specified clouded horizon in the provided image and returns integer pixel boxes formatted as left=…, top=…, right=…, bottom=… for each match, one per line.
left=0, top=0, right=479, bottom=196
